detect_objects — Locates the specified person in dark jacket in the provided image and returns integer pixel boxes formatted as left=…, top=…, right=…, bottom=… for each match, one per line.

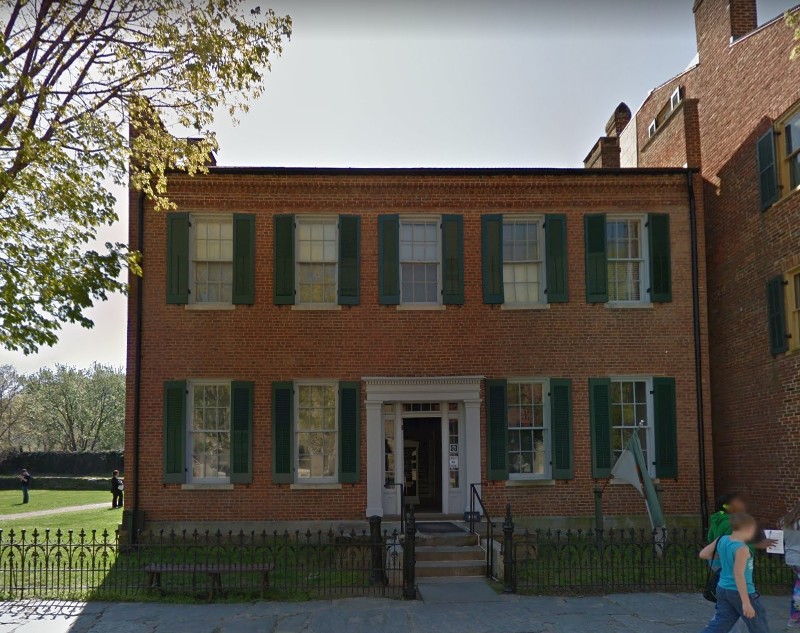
left=111, top=470, right=123, bottom=509
left=18, top=469, right=31, bottom=504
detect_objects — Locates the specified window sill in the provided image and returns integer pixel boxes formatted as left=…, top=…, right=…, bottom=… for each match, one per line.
left=181, top=483, right=234, bottom=490
left=500, top=303, right=550, bottom=311
left=291, top=304, right=342, bottom=311
left=185, top=303, right=235, bottom=311
left=289, top=483, right=343, bottom=490
left=605, top=302, right=654, bottom=310
left=609, top=477, right=658, bottom=485
left=505, top=479, right=555, bottom=487
left=396, top=304, right=446, bottom=311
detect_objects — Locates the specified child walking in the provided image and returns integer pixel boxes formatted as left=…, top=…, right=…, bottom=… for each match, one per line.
left=699, top=513, right=770, bottom=633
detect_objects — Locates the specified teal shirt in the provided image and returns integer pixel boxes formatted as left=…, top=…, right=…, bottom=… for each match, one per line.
left=716, top=536, right=755, bottom=594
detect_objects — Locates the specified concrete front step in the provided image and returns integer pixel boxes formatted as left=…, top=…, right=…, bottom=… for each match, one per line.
left=416, top=545, right=485, bottom=562
left=416, top=560, right=487, bottom=578
left=415, top=533, right=480, bottom=547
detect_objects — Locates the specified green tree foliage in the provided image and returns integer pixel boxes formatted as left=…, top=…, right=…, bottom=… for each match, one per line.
left=790, top=9, right=800, bottom=60
left=0, top=1, right=291, bottom=353
left=0, top=364, right=24, bottom=449
left=22, top=363, right=125, bottom=452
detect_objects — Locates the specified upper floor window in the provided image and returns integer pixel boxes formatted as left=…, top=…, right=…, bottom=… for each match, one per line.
left=790, top=270, right=800, bottom=352
left=758, top=104, right=800, bottom=211
left=503, top=218, right=544, bottom=305
left=296, top=383, right=338, bottom=483
left=400, top=219, right=440, bottom=304
left=296, top=218, right=338, bottom=305
left=507, top=380, right=550, bottom=480
left=189, top=382, right=231, bottom=483
left=606, top=216, right=648, bottom=303
left=192, top=216, right=233, bottom=304
left=783, top=110, right=800, bottom=192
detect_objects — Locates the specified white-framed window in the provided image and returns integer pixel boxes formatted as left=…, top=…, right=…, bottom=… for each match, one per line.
left=400, top=218, right=441, bottom=304
left=670, top=87, right=682, bottom=111
left=295, top=382, right=338, bottom=483
left=503, top=217, right=545, bottom=305
left=610, top=378, right=655, bottom=478
left=188, top=382, right=231, bottom=483
left=783, top=109, right=800, bottom=191
left=607, top=215, right=649, bottom=303
left=296, top=217, right=338, bottom=305
left=647, top=119, right=657, bottom=138
left=507, top=379, right=550, bottom=480
left=191, top=215, right=233, bottom=304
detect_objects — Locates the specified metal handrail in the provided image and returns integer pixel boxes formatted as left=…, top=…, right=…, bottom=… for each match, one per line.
left=469, top=483, right=496, bottom=579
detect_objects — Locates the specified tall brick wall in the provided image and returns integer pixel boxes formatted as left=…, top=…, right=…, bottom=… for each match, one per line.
left=126, top=170, right=711, bottom=523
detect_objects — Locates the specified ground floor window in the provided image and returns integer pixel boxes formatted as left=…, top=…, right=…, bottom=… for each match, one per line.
left=384, top=404, right=396, bottom=485
left=296, top=383, right=338, bottom=482
left=507, top=380, right=549, bottom=479
left=189, top=382, right=231, bottom=482
left=610, top=378, right=654, bottom=476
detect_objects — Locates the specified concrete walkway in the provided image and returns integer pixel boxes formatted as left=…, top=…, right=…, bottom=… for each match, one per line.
left=0, top=502, right=111, bottom=521
left=0, top=588, right=791, bottom=633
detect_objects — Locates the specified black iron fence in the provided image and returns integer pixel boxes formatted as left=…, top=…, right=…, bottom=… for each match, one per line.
left=0, top=525, right=406, bottom=601
left=510, top=523, right=794, bottom=595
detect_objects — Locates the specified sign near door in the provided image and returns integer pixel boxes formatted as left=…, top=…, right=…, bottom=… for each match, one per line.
left=449, top=455, right=459, bottom=469
left=449, top=443, right=458, bottom=454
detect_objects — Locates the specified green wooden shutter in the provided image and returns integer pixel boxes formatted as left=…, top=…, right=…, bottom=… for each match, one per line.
left=652, top=377, right=677, bottom=479
left=767, top=275, right=789, bottom=355
left=274, top=215, right=295, bottom=305
left=757, top=130, right=779, bottom=211
left=272, top=382, right=293, bottom=483
left=166, top=213, right=190, bottom=304
left=230, top=381, right=254, bottom=484
left=549, top=379, right=573, bottom=480
left=338, top=381, right=361, bottom=483
left=378, top=215, right=400, bottom=304
left=232, top=214, right=255, bottom=305
left=482, top=214, right=504, bottom=304
left=442, top=214, right=464, bottom=305
left=648, top=213, right=672, bottom=303
left=589, top=378, right=612, bottom=479
left=545, top=214, right=568, bottom=303
left=163, top=381, right=187, bottom=483
left=584, top=214, right=608, bottom=303
left=338, top=215, right=360, bottom=305
left=486, top=379, right=508, bottom=481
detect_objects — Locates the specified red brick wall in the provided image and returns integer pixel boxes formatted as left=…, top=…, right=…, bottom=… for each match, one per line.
left=126, top=171, right=711, bottom=523
left=632, top=1, right=800, bottom=522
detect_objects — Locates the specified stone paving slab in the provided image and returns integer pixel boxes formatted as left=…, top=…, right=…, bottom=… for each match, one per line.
left=0, top=593, right=792, bottom=633
left=417, top=579, right=500, bottom=603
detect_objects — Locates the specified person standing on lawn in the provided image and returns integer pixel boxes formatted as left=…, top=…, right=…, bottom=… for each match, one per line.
left=779, top=501, right=800, bottom=629
left=17, top=468, right=31, bottom=504
left=699, top=513, right=770, bottom=633
left=111, top=469, right=123, bottom=509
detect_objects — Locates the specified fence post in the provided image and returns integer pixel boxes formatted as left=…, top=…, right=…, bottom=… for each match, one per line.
left=403, top=506, right=417, bottom=600
left=502, top=504, right=514, bottom=594
left=369, top=515, right=384, bottom=585
left=593, top=485, right=604, bottom=532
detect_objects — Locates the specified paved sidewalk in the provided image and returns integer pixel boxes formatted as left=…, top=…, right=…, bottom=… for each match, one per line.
left=1, top=503, right=111, bottom=521
left=0, top=588, right=792, bottom=633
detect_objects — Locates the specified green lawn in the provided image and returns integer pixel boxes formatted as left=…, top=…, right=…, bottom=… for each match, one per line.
left=0, top=506, right=122, bottom=536
left=0, top=489, right=110, bottom=515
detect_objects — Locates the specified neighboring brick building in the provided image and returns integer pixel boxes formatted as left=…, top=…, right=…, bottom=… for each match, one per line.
left=124, top=166, right=712, bottom=529
left=595, top=0, right=800, bottom=522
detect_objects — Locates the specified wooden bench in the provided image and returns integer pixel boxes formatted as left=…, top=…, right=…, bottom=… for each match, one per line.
left=143, top=563, right=274, bottom=600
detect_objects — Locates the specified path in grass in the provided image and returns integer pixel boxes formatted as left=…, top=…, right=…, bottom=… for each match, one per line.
left=1, top=502, right=109, bottom=521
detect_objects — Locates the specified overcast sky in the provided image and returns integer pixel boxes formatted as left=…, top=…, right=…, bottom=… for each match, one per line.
left=1, top=0, right=794, bottom=373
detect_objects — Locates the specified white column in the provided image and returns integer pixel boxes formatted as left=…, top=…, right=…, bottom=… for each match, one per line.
left=365, top=401, right=384, bottom=517
left=463, top=399, right=482, bottom=513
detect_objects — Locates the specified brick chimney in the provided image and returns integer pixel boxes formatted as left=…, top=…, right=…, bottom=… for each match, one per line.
left=694, top=0, right=757, bottom=54
left=605, top=103, right=632, bottom=138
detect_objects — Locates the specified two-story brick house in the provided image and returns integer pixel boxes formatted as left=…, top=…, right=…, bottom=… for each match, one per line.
left=124, top=164, right=712, bottom=529
left=591, top=0, right=800, bottom=522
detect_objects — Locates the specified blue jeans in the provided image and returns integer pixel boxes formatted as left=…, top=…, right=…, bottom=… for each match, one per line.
left=701, top=587, right=770, bottom=633
left=21, top=486, right=28, bottom=503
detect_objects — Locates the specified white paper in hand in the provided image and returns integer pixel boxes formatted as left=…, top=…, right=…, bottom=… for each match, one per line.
left=764, top=529, right=784, bottom=555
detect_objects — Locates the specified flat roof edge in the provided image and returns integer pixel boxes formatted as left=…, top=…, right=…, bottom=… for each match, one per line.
left=189, top=166, right=697, bottom=177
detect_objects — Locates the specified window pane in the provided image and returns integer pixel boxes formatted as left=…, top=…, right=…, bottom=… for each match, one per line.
left=400, top=220, right=440, bottom=303
left=297, top=386, right=337, bottom=480
left=191, top=383, right=231, bottom=480
left=193, top=219, right=234, bottom=304
left=606, top=219, right=644, bottom=302
left=786, top=114, right=800, bottom=155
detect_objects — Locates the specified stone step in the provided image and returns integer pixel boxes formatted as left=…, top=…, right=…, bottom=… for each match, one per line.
left=415, top=533, right=480, bottom=547
left=415, top=545, right=485, bottom=562
left=416, top=560, right=486, bottom=578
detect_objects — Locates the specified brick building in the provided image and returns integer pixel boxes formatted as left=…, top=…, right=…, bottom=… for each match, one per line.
left=591, top=0, right=800, bottom=522
left=124, top=165, right=712, bottom=530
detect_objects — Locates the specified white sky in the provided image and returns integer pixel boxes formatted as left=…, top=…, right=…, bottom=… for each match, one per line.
left=1, top=0, right=794, bottom=373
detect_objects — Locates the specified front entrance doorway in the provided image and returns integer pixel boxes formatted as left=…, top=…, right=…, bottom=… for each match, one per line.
left=402, top=417, right=442, bottom=512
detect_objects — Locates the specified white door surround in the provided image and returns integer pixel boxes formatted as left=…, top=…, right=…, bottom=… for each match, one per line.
left=364, top=376, right=483, bottom=518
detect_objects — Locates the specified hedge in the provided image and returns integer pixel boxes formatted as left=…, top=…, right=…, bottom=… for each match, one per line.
left=0, top=476, right=115, bottom=491
left=0, top=451, right=123, bottom=476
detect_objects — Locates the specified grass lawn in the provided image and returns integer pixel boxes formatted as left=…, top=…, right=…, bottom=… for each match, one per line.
left=0, top=506, right=122, bottom=536
left=0, top=489, right=110, bottom=515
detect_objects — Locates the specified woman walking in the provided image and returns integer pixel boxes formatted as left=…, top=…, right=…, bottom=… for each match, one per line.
left=699, top=513, right=770, bottom=633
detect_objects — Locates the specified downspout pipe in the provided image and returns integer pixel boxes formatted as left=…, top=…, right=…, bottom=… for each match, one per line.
left=686, top=170, right=709, bottom=535
left=131, top=190, right=145, bottom=543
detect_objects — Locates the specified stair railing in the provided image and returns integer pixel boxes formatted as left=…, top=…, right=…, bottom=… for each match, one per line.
left=468, top=483, right=496, bottom=579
